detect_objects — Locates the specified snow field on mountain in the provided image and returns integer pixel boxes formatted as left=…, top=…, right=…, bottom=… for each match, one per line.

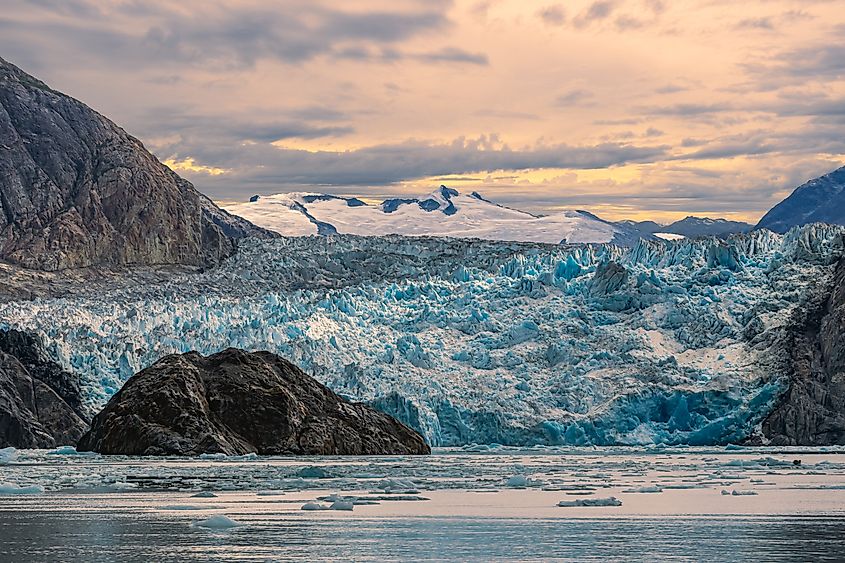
left=223, top=188, right=643, bottom=245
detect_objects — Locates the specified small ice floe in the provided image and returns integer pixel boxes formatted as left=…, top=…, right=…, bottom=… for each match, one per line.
left=557, top=497, right=622, bottom=507
left=46, top=445, right=94, bottom=456
left=505, top=475, right=543, bottom=488
left=296, top=466, right=331, bottom=479
left=377, top=478, right=418, bottom=493
left=622, top=486, right=663, bottom=493
left=191, top=491, right=218, bottom=498
left=721, top=489, right=758, bottom=496
left=198, top=452, right=258, bottom=461
left=191, top=515, right=244, bottom=529
left=0, top=482, right=44, bottom=495
left=0, top=447, right=19, bottom=464
left=329, top=501, right=354, bottom=511
left=301, top=502, right=330, bottom=511
left=256, top=490, right=286, bottom=496
left=661, top=483, right=708, bottom=490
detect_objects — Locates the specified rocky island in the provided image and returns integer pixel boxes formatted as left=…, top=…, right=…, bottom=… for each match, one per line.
left=77, top=348, right=431, bottom=456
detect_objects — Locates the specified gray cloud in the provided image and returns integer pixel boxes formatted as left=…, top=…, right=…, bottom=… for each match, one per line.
left=167, top=136, right=667, bottom=198
left=736, top=17, right=774, bottom=30
left=555, top=89, right=594, bottom=106
left=574, top=1, right=618, bottom=28
left=538, top=5, right=566, bottom=26
left=0, top=1, right=482, bottom=70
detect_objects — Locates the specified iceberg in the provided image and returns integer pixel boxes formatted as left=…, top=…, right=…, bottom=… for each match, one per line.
left=0, top=447, right=18, bottom=464
left=0, top=482, right=44, bottom=495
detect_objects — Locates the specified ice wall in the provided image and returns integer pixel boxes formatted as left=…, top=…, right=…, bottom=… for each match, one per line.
left=2, top=225, right=842, bottom=446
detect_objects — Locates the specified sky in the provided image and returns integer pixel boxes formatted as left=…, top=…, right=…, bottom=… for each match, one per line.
left=1, top=0, right=844, bottom=222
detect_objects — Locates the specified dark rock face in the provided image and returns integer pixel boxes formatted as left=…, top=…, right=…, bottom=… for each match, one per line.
left=0, top=329, right=89, bottom=448
left=756, top=166, right=845, bottom=234
left=0, top=57, right=269, bottom=271
left=761, top=256, right=845, bottom=445
left=77, top=348, right=431, bottom=456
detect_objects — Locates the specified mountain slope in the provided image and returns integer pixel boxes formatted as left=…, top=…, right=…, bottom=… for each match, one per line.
left=620, top=217, right=752, bottom=238
left=756, top=166, right=845, bottom=233
left=0, top=56, right=268, bottom=271
left=224, top=186, right=652, bottom=246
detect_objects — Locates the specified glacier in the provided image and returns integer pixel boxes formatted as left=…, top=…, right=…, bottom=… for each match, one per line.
left=1, top=224, right=842, bottom=446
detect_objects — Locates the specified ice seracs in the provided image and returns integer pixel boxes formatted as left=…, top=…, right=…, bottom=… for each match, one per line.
left=223, top=186, right=650, bottom=246
left=2, top=224, right=844, bottom=448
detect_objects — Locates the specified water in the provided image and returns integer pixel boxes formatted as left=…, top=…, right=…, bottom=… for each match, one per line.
left=2, top=446, right=844, bottom=561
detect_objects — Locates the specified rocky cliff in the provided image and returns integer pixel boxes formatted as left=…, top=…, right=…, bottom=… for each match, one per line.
left=760, top=256, right=845, bottom=445
left=0, top=329, right=89, bottom=448
left=0, top=56, right=269, bottom=271
left=77, top=348, right=431, bottom=456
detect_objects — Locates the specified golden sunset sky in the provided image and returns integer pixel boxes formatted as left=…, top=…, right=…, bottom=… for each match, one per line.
left=2, top=0, right=844, bottom=222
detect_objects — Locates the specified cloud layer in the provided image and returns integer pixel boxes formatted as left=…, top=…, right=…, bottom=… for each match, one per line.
left=1, top=0, right=844, bottom=221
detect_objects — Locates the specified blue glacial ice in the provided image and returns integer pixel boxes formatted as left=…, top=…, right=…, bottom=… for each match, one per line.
left=1, top=225, right=842, bottom=447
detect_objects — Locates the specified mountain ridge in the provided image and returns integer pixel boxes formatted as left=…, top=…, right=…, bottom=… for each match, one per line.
left=0, top=56, right=269, bottom=271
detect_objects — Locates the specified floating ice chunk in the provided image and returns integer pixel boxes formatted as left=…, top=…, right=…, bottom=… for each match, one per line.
left=722, top=489, right=757, bottom=496
left=256, top=491, right=285, bottom=496
left=506, top=475, right=543, bottom=488
left=330, top=501, right=355, bottom=511
left=191, top=515, right=244, bottom=529
left=47, top=446, right=94, bottom=456
left=557, top=497, right=622, bottom=507
left=0, top=483, right=44, bottom=495
left=0, top=447, right=18, bottom=464
left=622, top=486, right=663, bottom=493
left=377, top=478, right=417, bottom=492
left=191, top=491, right=218, bottom=498
left=301, top=502, right=330, bottom=511
left=296, top=466, right=331, bottom=478
left=198, top=452, right=258, bottom=461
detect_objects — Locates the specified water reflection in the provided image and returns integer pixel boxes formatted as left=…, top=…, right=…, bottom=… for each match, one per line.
left=2, top=510, right=844, bottom=562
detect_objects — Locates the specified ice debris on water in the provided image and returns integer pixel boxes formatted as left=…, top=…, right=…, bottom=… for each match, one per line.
left=0, top=482, right=44, bottom=495
left=330, top=501, right=355, bottom=511
left=4, top=225, right=844, bottom=446
left=191, top=515, right=244, bottom=529
left=558, top=497, right=622, bottom=507
left=191, top=491, right=218, bottom=498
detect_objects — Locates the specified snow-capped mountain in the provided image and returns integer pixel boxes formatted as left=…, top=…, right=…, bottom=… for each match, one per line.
left=2, top=224, right=842, bottom=446
left=619, top=216, right=752, bottom=238
left=223, top=186, right=651, bottom=246
left=757, top=165, right=845, bottom=233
